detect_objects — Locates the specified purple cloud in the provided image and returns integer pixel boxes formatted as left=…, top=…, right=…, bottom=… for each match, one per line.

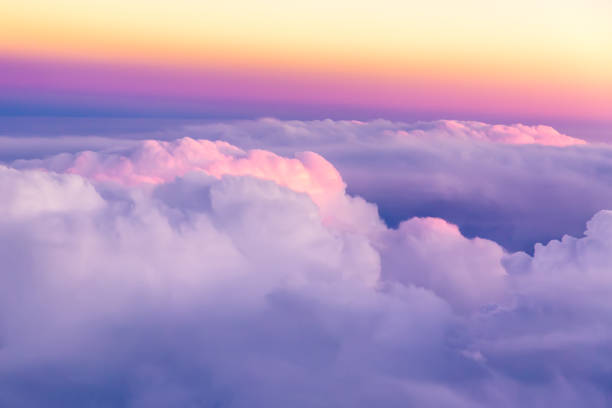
left=5, top=118, right=610, bottom=252
left=2, top=128, right=612, bottom=406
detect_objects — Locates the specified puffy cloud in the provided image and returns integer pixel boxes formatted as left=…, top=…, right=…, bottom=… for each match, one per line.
left=13, top=137, right=381, bottom=236
left=6, top=118, right=601, bottom=252
left=0, top=165, right=104, bottom=218
left=2, top=123, right=612, bottom=406
left=169, top=118, right=602, bottom=252
left=0, top=161, right=459, bottom=407
left=380, top=217, right=507, bottom=312
left=505, top=209, right=612, bottom=310
left=463, top=210, right=612, bottom=402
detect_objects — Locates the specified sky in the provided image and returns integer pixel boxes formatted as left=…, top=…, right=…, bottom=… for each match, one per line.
left=1, top=0, right=612, bottom=136
left=3, top=1, right=612, bottom=406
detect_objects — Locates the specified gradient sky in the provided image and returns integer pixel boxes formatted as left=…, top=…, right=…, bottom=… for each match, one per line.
left=1, top=0, right=611, bottom=132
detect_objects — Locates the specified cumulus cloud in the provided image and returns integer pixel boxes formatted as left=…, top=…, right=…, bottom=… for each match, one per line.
left=13, top=137, right=381, bottom=236
left=170, top=118, right=604, bottom=252
left=2, top=134, right=612, bottom=406
left=0, top=165, right=104, bottom=218
left=4, top=118, right=603, bottom=252
left=380, top=217, right=507, bottom=312
left=0, top=158, right=452, bottom=407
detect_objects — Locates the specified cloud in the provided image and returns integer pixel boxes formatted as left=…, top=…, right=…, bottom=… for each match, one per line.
left=0, top=162, right=453, bottom=407
left=171, top=118, right=602, bottom=252
left=13, top=137, right=381, bottom=236
left=380, top=217, right=507, bottom=312
left=3, top=133, right=612, bottom=406
left=5, top=118, right=603, bottom=252
left=0, top=165, right=104, bottom=218
left=433, top=121, right=586, bottom=146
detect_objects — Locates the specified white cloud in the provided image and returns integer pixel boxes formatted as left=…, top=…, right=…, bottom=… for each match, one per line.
left=1, top=121, right=612, bottom=406
left=0, top=162, right=456, bottom=406
left=0, top=165, right=104, bottom=218
left=380, top=216, right=507, bottom=312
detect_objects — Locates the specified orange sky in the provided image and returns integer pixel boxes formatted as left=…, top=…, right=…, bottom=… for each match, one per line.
left=1, top=0, right=611, bottom=124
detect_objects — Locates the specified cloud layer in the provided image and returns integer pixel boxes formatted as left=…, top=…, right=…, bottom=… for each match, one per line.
left=2, top=128, right=612, bottom=406
left=7, top=118, right=609, bottom=252
left=171, top=118, right=606, bottom=252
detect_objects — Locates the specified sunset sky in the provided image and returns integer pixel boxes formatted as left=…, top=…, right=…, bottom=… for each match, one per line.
left=2, top=0, right=611, bottom=134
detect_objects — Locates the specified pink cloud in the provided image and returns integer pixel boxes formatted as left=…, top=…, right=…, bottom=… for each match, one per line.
left=439, top=121, right=586, bottom=146
left=63, top=138, right=346, bottom=209
left=19, top=137, right=382, bottom=236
